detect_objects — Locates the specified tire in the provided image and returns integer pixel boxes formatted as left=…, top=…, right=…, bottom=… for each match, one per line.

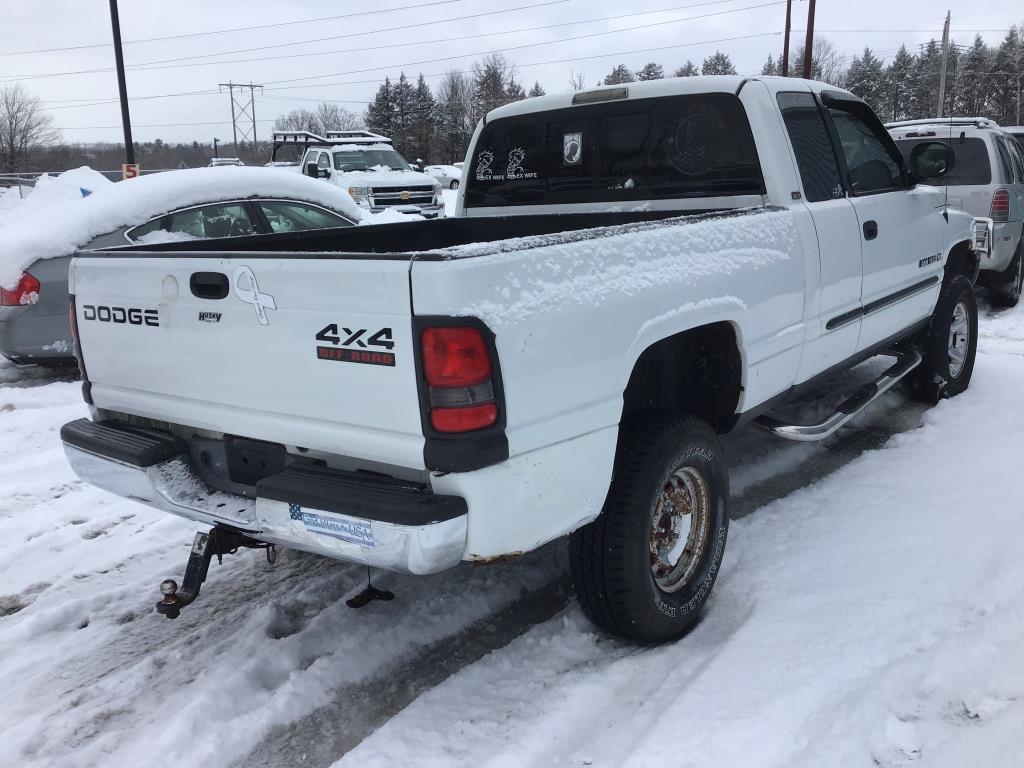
left=910, top=274, right=978, bottom=404
left=569, top=415, right=729, bottom=644
left=450, top=180, right=459, bottom=190
left=990, top=243, right=1023, bottom=308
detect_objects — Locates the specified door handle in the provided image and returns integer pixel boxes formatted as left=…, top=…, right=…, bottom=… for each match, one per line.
left=863, top=220, right=878, bottom=240
left=190, top=272, right=229, bottom=300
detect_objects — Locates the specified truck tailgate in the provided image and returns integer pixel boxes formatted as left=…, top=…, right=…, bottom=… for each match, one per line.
left=71, top=254, right=426, bottom=469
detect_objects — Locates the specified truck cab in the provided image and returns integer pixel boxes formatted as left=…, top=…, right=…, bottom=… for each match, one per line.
left=273, top=130, right=444, bottom=219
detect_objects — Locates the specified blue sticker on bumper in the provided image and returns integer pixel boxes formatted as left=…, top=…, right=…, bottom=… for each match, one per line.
left=296, top=506, right=375, bottom=548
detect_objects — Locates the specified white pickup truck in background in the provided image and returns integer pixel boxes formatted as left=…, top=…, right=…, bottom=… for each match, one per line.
left=273, top=129, right=445, bottom=218
left=62, top=76, right=988, bottom=642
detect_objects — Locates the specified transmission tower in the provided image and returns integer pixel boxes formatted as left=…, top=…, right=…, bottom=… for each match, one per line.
left=218, top=81, right=263, bottom=155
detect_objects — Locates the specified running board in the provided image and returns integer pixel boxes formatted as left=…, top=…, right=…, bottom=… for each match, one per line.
left=753, top=351, right=922, bottom=442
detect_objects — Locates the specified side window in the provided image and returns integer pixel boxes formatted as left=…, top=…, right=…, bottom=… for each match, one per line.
left=1008, top=138, right=1024, bottom=183
left=301, top=150, right=318, bottom=170
left=994, top=136, right=1019, bottom=183
left=828, top=108, right=904, bottom=194
left=167, top=203, right=256, bottom=239
left=777, top=92, right=843, bottom=202
left=258, top=201, right=352, bottom=233
left=317, top=152, right=331, bottom=170
left=126, top=216, right=167, bottom=241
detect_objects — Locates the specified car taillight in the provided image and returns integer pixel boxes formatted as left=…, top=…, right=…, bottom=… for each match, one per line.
left=421, top=326, right=498, bottom=433
left=0, top=272, right=40, bottom=306
left=991, top=189, right=1010, bottom=222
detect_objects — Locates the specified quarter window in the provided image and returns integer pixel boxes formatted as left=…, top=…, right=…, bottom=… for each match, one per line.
left=828, top=108, right=904, bottom=194
left=777, top=92, right=843, bottom=202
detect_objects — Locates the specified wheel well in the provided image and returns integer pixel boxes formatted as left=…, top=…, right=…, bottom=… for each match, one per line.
left=944, top=239, right=977, bottom=283
left=621, top=322, right=742, bottom=434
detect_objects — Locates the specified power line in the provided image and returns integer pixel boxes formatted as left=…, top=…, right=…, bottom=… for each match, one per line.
left=260, top=1, right=786, bottom=87
left=0, top=0, right=508, bottom=57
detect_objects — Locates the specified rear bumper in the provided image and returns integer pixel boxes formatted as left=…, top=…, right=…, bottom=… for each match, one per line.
left=979, top=220, right=1023, bottom=273
left=61, top=419, right=468, bottom=575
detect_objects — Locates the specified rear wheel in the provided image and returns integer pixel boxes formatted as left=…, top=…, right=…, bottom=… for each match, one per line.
left=910, top=275, right=978, bottom=403
left=569, top=415, right=729, bottom=644
left=990, top=244, right=1023, bottom=308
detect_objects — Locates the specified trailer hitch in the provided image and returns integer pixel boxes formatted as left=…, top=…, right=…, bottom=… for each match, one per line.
left=156, top=527, right=275, bottom=619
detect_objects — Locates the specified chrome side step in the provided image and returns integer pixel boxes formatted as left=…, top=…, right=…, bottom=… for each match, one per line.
left=754, top=350, right=922, bottom=442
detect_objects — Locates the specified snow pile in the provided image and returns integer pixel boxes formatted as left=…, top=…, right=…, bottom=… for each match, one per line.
left=0, top=167, right=363, bottom=289
left=0, top=167, right=111, bottom=229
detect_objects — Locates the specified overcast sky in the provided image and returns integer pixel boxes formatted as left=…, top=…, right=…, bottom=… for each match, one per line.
left=1, top=0, right=1020, bottom=147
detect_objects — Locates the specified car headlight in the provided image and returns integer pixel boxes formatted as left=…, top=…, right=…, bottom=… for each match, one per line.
left=347, top=186, right=371, bottom=205
left=433, top=183, right=442, bottom=204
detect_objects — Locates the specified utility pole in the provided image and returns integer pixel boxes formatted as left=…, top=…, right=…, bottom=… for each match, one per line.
left=936, top=11, right=951, bottom=118
left=107, top=0, right=134, bottom=165
left=781, top=0, right=792, bottom=77
left=801, top=0, right=817, bottom=79
left=218, top=81, right=262, bottom=156
left=213, top=137, right=219, bottom=158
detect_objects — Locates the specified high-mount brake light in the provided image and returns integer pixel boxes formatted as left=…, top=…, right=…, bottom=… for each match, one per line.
left=421, top=326, right=498, bottom=433
left=990, top=189, right=1010, bottom=222
left=0, top=272, right=40, bottom=306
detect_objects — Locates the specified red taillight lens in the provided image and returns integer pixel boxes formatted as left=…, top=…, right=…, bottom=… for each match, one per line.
left=430, top=403, right=498, bottom=433
left=421, top=325, right=498, bottom=434
left=422, top=327, right=492, bottom=387
left=991, top=189, right=1010, bottom=222
left=0, top=272, right=40, bottom=306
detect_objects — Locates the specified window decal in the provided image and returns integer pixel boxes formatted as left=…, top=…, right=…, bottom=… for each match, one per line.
left=563, top=132, right=583, bottom=165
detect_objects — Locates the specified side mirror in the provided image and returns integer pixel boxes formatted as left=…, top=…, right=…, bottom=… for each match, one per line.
left=305, top=162, right=318, bottom=178
left=318, top=168, right=332, bottom=179
left=909, top=141, right=953, bottom=181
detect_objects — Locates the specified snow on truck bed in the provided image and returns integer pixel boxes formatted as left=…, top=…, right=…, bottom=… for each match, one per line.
left=0, top=166, right=363, bottom=289
left=1, top=302, right=1024, bottom=766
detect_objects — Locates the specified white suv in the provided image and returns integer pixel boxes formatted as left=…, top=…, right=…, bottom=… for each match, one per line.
left=889, top=118, right=1024, bottom=306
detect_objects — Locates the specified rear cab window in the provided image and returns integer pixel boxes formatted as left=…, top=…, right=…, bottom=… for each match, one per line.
left=464, top=93, right=765, bottom=209
left=893, top=136, right=992, bottom=186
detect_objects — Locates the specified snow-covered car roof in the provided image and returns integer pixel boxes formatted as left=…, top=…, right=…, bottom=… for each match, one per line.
left=0, top=166, right=363, bottom=288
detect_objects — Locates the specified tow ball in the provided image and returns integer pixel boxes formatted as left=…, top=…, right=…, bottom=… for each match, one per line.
left=156, top=527, right=276, bottom=619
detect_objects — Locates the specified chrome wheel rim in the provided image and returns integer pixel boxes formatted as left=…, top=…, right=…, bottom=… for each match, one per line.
left=948, top=301, right=970, bottom=378
left=649, top=466, right=711, bottom=593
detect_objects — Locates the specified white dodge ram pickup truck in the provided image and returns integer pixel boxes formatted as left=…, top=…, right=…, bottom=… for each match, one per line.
left=62, top=77, right=987, bottom=642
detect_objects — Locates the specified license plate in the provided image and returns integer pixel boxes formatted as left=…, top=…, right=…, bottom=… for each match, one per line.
left=299, top=509, right=374, bottom=548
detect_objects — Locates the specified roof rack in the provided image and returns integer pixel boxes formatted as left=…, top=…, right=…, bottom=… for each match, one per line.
left=271, top=129, right=392, bottom=162
left=885, top=117, right=1000, bottom=130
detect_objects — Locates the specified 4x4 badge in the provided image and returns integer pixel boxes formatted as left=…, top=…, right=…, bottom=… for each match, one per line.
left=233, top=265, right=277, bottom=326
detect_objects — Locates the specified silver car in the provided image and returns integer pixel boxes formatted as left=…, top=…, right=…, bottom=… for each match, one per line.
left=889, top=118, right=1024, bottom=307
left=0, top=197, right=357, bottom=366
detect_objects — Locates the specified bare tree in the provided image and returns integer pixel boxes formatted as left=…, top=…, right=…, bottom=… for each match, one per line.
left=0, top=85, right=58, bottom=172
left=273, top=103, right=363, bottom=136
left=569, top=70, right=587, bottom=91
left=789, top=37, right=847, bottom=85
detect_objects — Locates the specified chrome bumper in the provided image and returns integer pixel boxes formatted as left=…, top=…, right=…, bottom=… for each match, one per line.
left=64, top=444, right=467, bottom=575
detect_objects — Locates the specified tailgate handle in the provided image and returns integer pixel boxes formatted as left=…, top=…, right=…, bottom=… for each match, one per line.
left=190, top=272, right=229, bottom=300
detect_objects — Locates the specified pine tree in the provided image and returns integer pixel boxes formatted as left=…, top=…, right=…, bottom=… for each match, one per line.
left=701, top=51, right=737, bottom=76
left=603, top=64, right=635, bottom=85
left=761, top=54, right=778, bottom=76
left=364, top=77, right=394, bottom=138
left=472, top=52, right=514, bottom=119
left=954, top=35, right=993, bottom=117
left=636, top=62, right=664, bottom=81
left=845, top=47, right=886, bottom=114
left=885, top=45, right=916, bottom=121
left=527, top=81, right=546, bottom=98
left=505, top=76, right=526, bottom=102
left=908, top=39, right=942, bottom=119
left=410, top=73, right=435, bottom=163
left=990, top=26, right=1023, bottom=125
left=673, top=61, right=699, bottom=77
left=389, top=72, right=416, bottom=154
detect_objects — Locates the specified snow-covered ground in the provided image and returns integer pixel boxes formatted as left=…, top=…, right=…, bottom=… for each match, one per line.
left=1, top=299, right=1023, bottom=768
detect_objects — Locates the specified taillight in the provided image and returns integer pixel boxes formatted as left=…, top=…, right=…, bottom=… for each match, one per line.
left=991, top=189, right=1010, bottom=222
left=0, top=272, right=40, bottom=306
left=421, top=326, right=498, bottom=433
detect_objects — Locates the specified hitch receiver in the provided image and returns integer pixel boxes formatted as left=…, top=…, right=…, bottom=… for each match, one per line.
left=156, top=527, right=274, bottom=619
